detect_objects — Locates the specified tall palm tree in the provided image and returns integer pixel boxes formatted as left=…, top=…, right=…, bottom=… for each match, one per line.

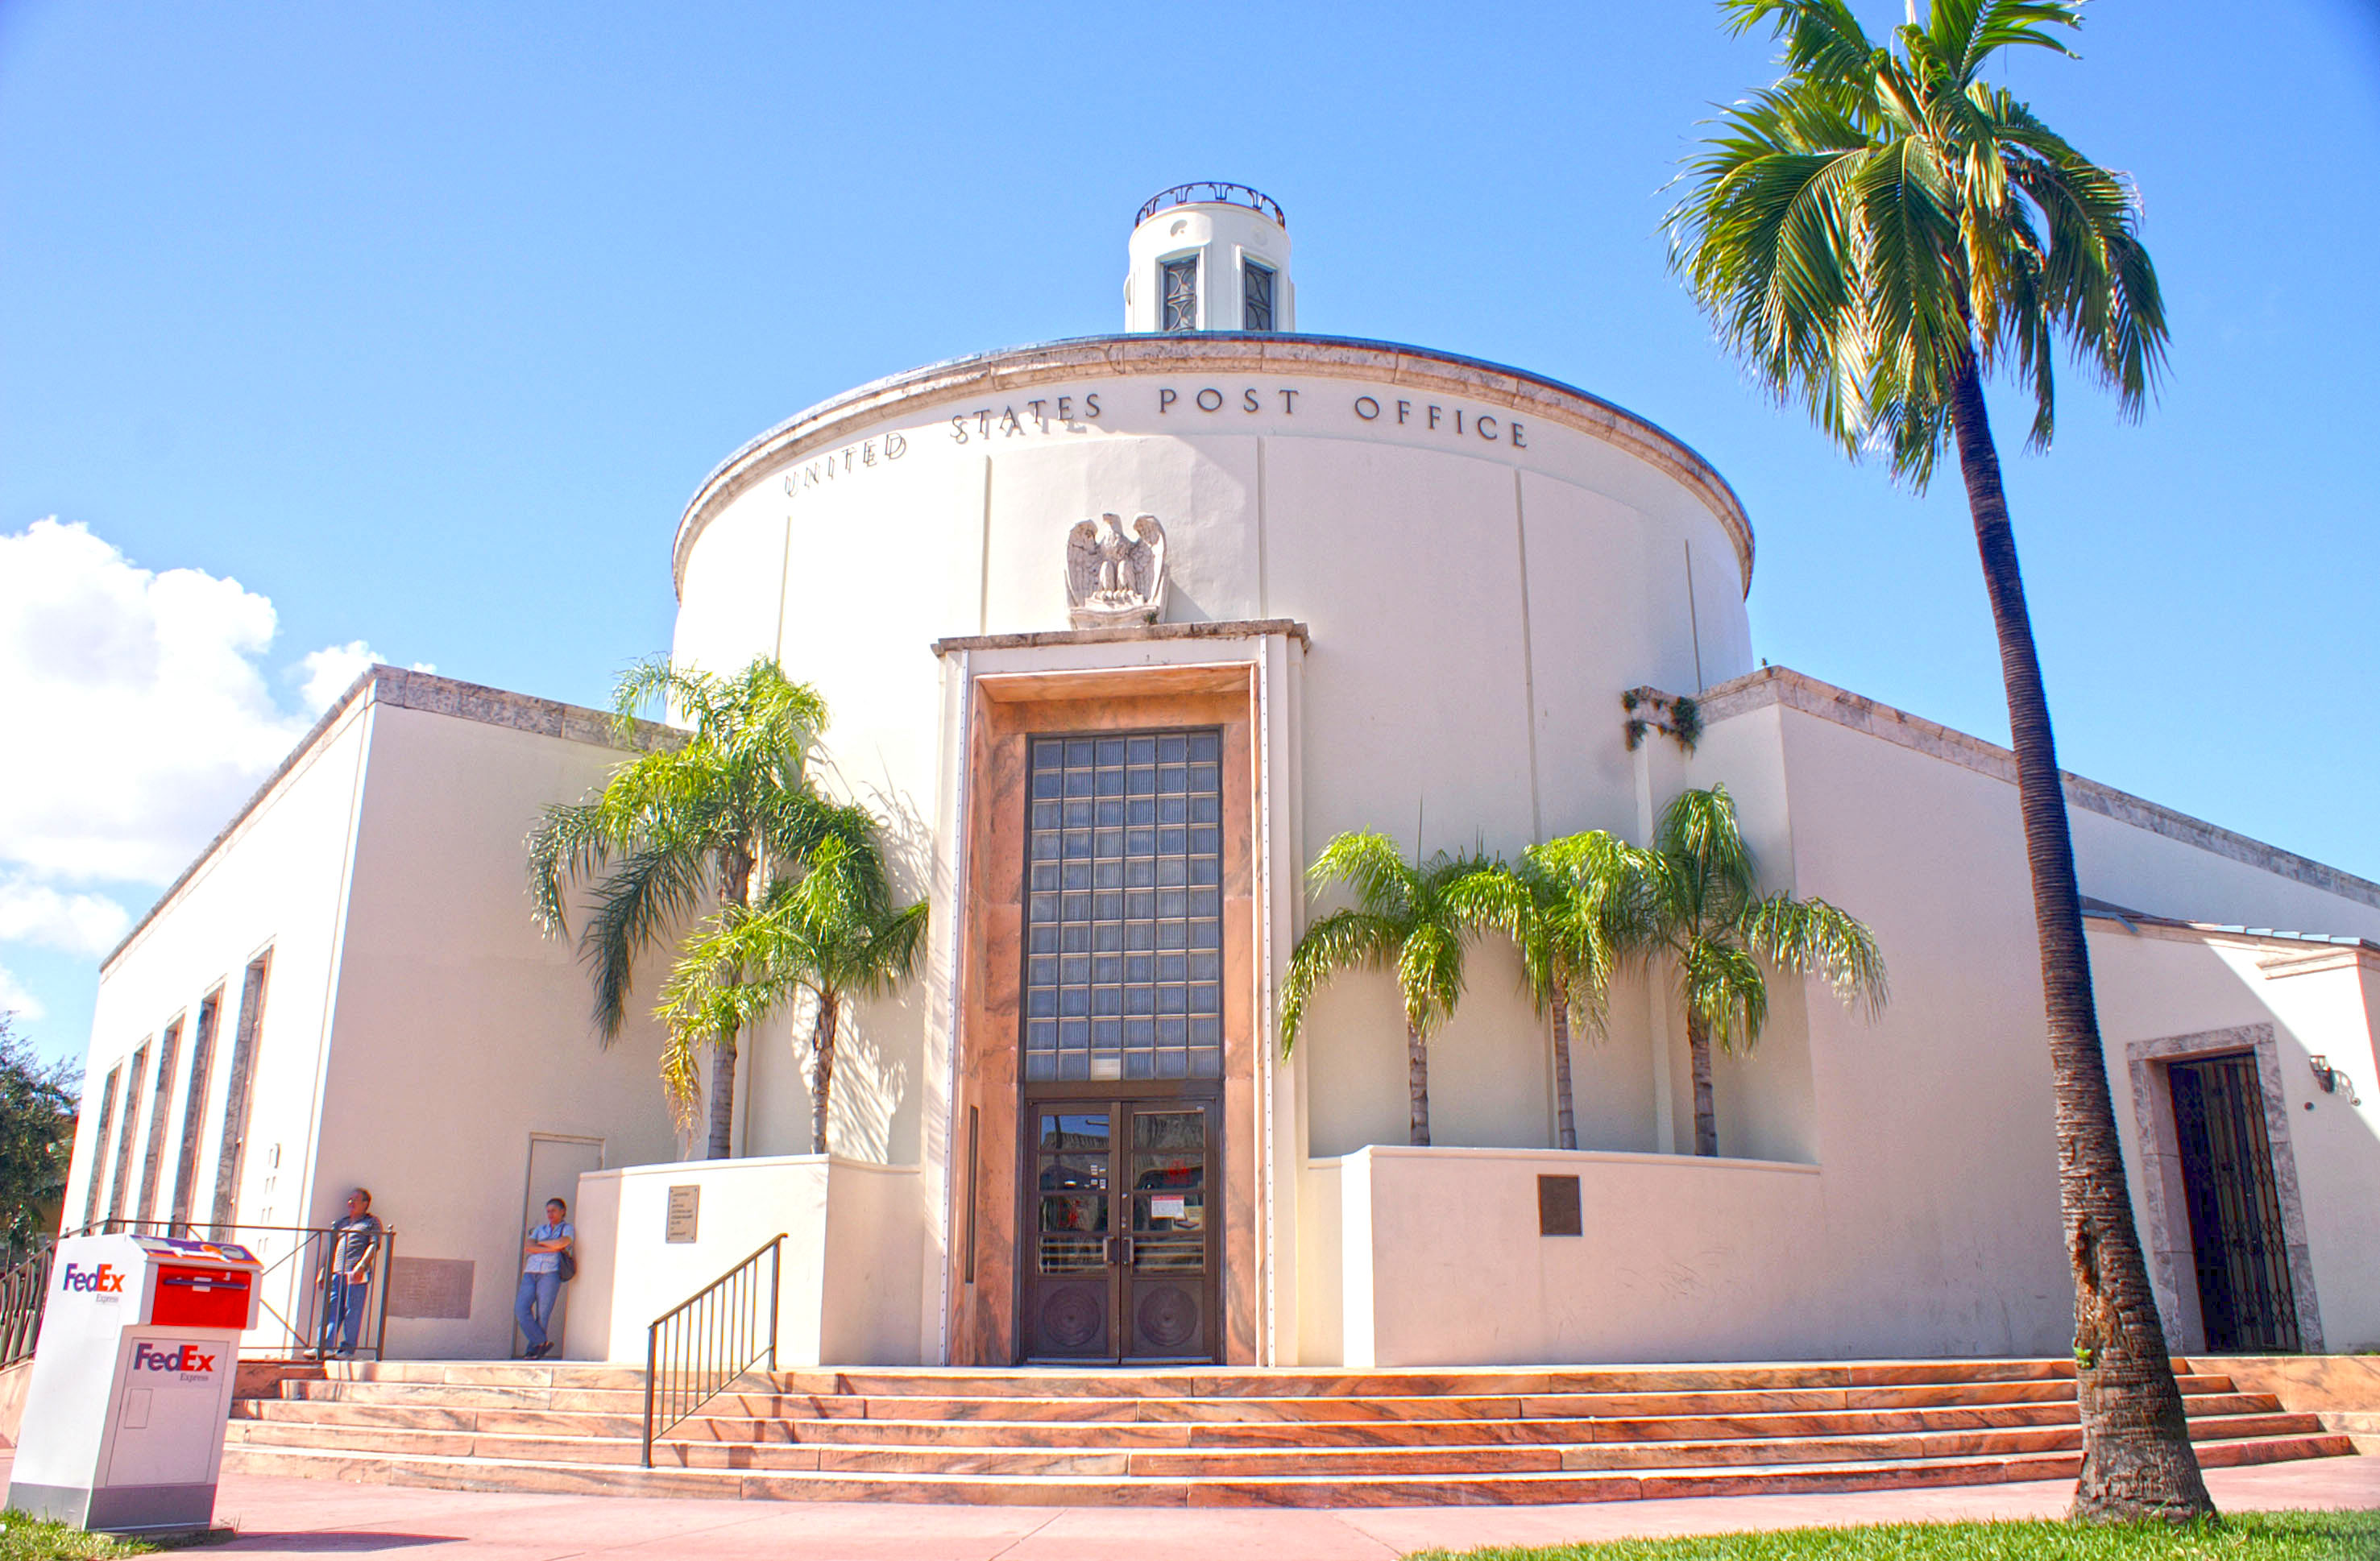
left=1665, top=0, right=2207, bottom=1520
left=1632, top=787, right=1885, bottom=1159
left=1471, top=834, right=1652, bottom=1152
left=527, top=656, right=834, bottom=1158
left=1279, top=833, right=1499, bottom=1146
left=657, top=826, right=929, bottom=1155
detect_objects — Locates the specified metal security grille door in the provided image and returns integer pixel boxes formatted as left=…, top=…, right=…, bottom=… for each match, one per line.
left=2170, top=1053, right=2299, bottom=1352
left=1023, top=1096, right=1217, bottom=1362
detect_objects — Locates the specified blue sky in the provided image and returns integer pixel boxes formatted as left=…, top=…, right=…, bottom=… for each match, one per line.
left=3, top=1, right=2376, bottom=1067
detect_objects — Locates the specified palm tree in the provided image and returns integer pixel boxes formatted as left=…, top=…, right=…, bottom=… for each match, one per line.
left=1631, top=787, right=1885, bottom=1159
left=1665, top=0, right=2207, bottom=1521
left=1279, top=832, right=1499, bottom=1147
left=657, top=826, right=928, bottom=1155
left=1471, top=834, right=1652, bottom=1152
left=526, top=657, right=834, bottom=1158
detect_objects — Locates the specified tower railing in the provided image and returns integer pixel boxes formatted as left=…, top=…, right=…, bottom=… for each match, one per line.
left=642, top=1232, right=785, bottom=1467
left=1136, top=182, right=1286, bottom=229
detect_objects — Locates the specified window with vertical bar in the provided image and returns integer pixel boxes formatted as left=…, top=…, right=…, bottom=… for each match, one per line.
left=1242, top=260, right=1275, bottom=332
left=1023, top=731, right=1224, bottom=1081
left=1161, top=257, right=1198, bottom=332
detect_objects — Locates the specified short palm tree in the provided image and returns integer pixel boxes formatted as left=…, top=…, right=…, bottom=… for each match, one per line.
left=1279, top=833, right=1500, bottom=1147
left=1666, top=0, right=2207, bottom=1520
left=657, top=825, right=928, bottom=1155
left=1471, top=834, right=1652, bottom=1152
left=526, top=656, right=835, bottom=1158
left=1632, top=787, right=1885, bottom=1159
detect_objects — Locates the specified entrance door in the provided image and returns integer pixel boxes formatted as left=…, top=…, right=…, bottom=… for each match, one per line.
left=520, top=1133, right=603, bottom=1357
left=1022, top=1091, right=1217, bottom=1363
left=2169, top=1054, right=2299, bottom=1352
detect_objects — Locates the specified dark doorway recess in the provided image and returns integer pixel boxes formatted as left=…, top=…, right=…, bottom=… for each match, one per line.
left=1022, top=1087, right=1219, bottom=1364
left=2169, top=1052, right=2299, bottom=1352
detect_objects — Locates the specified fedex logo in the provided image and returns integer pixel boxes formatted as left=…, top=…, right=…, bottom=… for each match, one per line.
left=60, top=1263, right=126, bottom=1295
left=131, top=1341, right=217, bottom=1374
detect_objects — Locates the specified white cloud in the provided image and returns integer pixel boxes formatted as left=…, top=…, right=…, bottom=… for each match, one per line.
left=296, top=640, right=435, bottom=714
left=0, top=964, right=46, bottom=1021
left=0, top=876, right=131, bottom=957
left=0, top=519, right=428, bottom=888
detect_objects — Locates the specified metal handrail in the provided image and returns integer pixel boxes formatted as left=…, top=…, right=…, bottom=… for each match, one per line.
left=642, top=1233, right=785, bottom=1467
left=1, top=1244, right=56, bottom=1368
left=56, top=1218, right=397, bottom=1360
left=1136, top=182, right=1286, bottom=230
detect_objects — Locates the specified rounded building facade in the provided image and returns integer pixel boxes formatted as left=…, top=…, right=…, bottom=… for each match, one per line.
left=666, top=188, right=1756, bottom=1366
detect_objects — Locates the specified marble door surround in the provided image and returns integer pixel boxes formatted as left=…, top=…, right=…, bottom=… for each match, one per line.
left=2124, top=1023, right=2322, bottom=1354
left=940, top=653, right=1268, bottom=1366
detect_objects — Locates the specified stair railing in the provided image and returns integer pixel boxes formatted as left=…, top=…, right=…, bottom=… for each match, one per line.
left=1, top=1243, right=56, bottom=1368
left=642, top=1232, right=785, bottom=1467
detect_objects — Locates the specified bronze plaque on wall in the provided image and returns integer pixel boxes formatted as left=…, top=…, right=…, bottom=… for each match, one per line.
left=385, top=1257, right=475, bottom=1319
left=1537, top=1174, right=1583, bottom=1237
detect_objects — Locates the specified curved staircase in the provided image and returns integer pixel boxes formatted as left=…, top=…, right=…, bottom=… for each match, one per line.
left=222, top=1358, right=2352, bottom=1507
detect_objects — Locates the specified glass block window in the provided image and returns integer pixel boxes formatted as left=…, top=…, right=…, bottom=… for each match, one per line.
left=1242, top=260, right=1275, bottom=332
left=1161, top=257, right=1199, bottom=332
left=1023, top=731, right=1225, bottom=1081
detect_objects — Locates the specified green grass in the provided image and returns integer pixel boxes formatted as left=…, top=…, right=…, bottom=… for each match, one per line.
left=0, top=1513, right=234, bottom=1559
left=1408, top=1511, right=2380, bottom=1561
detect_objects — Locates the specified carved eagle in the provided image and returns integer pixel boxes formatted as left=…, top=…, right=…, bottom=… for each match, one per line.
left=1064, top=513, right=1167, bottom=624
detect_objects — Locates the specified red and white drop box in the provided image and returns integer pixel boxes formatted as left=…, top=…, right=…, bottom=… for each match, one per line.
left=6, top=1232, right=262, bottom=1534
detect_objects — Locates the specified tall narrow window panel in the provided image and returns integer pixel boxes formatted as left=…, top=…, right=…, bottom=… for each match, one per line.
left=1161, top=258, right=1198, bottom=332
left=1242, top=260, right=1275, bottom=332
left=1022, top=731, right=1225, bottom=1082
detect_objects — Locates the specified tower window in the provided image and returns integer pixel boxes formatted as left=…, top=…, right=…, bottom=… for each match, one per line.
left=1161, top=257, right=1198, bottom=332
left=1242, top=260, right=1275, bottom=332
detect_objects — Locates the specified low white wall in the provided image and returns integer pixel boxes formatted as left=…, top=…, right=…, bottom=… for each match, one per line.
left=566, top=1155, right=923, bottom=1365
left=1327, top=1146, right=1842, bottom=1366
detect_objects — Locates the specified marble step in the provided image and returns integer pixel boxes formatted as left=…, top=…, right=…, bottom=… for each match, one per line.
left=214, top=1431, right=2354, bottom=1509
left=222, top=1409, right=2331, bottom=1478
left=226, top=1389, right=2286, bottom=1451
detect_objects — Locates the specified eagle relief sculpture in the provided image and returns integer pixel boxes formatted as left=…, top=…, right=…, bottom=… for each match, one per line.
left=1064, top=512, right=1167, bottom=628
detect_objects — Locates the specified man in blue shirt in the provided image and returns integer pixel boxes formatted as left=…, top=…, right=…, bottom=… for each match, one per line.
left=315, top=1187, right=382, bottom=1359
left=518, top=1197, right=574, bottom=1360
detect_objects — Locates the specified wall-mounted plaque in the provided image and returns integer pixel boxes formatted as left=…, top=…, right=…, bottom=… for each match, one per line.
left=665, top=1184, right=700, bottom=1244
left=385, top=1257, right=475, bottom=1319
left=1537, top=1174, right=1583, bottom=1237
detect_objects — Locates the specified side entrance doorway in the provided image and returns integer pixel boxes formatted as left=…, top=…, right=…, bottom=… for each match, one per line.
left=1022, top=1089, right=1218, bottom=1363
left=2168, top=1052, right=2299, bottom=1352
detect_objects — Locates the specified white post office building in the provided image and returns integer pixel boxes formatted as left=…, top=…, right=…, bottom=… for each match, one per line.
left=60, top=185, right=2380, bottom=1372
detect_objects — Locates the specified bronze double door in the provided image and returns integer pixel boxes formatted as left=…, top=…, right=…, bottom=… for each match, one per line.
left=1021, top=1088, right=1219, bottom=1363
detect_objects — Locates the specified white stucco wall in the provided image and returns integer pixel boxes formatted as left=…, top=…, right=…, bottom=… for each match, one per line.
left=565, top=1155, right=923, bottom=1365
left=306, top=696, right=683, bottom=1358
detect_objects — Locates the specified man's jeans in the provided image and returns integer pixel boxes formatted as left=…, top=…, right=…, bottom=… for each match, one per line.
left=516, top=1269, right=562, bottom=1352
left=319, top=1273, right=367, bottom=1355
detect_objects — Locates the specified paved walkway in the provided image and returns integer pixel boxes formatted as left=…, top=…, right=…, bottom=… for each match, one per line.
left=9, top=1455, right=2373, bottom=1559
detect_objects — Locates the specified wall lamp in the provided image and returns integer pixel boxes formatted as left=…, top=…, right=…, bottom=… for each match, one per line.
left=2308, top=1055, right=2362, bottom=1107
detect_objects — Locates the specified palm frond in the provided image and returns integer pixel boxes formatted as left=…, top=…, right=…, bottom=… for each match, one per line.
left=1306, top=830, right=1416, bottom=921
left=1680, top=938, right=1770, bottom=1056
left=1279, top=909, right=1400, bottom=1055
left=581, top=843, right=712, bottom=1040
left=1742, top=893, right=1892, bottom=1019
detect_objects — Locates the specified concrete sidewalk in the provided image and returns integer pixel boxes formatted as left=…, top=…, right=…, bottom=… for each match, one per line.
left=7, top=1454, right=2372, bottom=1559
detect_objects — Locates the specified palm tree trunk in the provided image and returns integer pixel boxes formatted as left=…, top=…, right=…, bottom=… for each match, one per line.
left=1551, top=989, right=1578, bottom=1152
left=706, top=846, right=755, bottom=1161
left=809, top=991, right=840, bottom=1155
left=1947, top=352, right=2212, bottom=1522
left=1686, top=1008, right=1718, bottom=1158
left=1406, top=1021, right=1431, bottom=1146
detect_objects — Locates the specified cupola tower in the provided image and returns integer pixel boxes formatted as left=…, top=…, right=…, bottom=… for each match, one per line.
left=1123, top=183, right=1293, bottom=333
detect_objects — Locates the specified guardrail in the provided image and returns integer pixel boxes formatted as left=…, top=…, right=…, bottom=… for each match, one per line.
left=1135, top=182, right=1286, bottom=229
left=1, top=1244, right=56, bottom=1368
left=643, top=1232, right=785, bottom=1467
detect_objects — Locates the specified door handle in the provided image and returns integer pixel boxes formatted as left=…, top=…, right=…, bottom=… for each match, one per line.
left=1104, top=1236, right=1134, bottom=1267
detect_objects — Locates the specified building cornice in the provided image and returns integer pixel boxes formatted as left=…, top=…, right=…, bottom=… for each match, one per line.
left=931, top=619, right=1309, bottom=656
left=101, top=668, right=681, bottom=973
left=1694, top=665, right=2380, bottom=914
left=672, top=333, right=1753, bottom=601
